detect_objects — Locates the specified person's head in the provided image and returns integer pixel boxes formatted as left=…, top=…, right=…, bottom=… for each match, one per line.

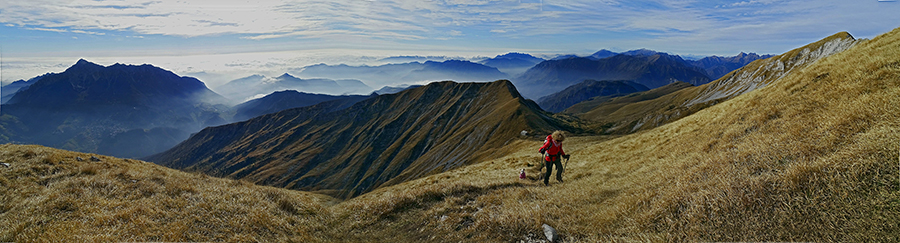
left=551, top=130, right=566, bottom=142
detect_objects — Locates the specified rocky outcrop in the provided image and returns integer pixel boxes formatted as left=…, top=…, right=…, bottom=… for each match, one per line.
left=685, top=32, right=859, bottom=107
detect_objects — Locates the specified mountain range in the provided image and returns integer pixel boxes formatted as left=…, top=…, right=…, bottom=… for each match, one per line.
left=536, top=80, right=649, bottom=113
left=688, top=52, right=775, bottom=79
left=477, top=52, right=546, bottom=76
left=0, top=59, right=229, bottom=158
left=566, top=31, right=860, bottom=134
left=149, top=80, right=569, bottom=198
left=514, top=52, right=712, bottom=99
left=295, top=60, right=509, bottom=90
left=231, top=90, right=372, bottom=122
left=213, top=73, right=371, bottom=103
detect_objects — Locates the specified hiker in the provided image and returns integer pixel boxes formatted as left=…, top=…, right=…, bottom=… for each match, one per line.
left=538, top=131, right=570, bottom=186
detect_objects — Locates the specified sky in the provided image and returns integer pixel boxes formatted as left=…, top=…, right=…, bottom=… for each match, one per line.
left=1, top=0, right=899, bottom=87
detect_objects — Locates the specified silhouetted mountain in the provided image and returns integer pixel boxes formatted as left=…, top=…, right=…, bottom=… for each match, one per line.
left=296, top=60, right=509, bottom=89
left=621, top=49, right=664, bottom=57
left=588, top=49, right=618, bottom=60
left=478, top=52, right=544, bottom=76
left=403, top=60, right=509, bottom=82
left=1, top=74, right=48, bottom=104
left=149, top=80, right=569, bottom=199
left=0, top=59, right=229, bottom=158
left=537, top=80, right=649, bottom=113
left=8, top=59, right=227, bottom=108
left=232, top=90, right=372, bottom=121
left=687, top=52, right=775, bottom=79
left=214, top=73, right=371, bottom=103
left=514, top=53, right=711, bottom=99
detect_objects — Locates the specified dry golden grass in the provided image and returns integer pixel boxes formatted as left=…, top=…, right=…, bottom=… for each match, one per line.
left=572, top=32, right=857, bottom=135
left=3, top=27, right=899, bottom=242
left=0, top=144, right=337, bottom=242
left=321, top=26, right=900, bottom=242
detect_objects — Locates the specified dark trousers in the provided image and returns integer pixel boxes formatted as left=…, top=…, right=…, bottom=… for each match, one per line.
left=544, top=158, right=563, bottom=185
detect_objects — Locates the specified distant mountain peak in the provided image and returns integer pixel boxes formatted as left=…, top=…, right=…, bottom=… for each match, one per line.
left=277, top=73, right=297, bottom=79
left=590, top=49, right=617, bottom=59
left=495, top=52, right=539, bottom=59
left=622, top=49, right=664, bottom=57
left=75, top=58, right=94, bottom=65
left=67, top=59, right=104, bottom=71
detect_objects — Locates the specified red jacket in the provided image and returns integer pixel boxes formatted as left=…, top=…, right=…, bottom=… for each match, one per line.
left=539, top=135, right=565, bottom=161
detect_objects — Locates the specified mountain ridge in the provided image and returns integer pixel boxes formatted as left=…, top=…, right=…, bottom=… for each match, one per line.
left=514, top=53, right=711, bottom=99
left=569, top=31, right=860, bottom=134
left=231, top=90, right=373, bottom=122
left=295, top=60, right=509, bottom=90
left=537, top=80, right=649, bottom=113
left=149, top=80, right=568, bottom=198
left=214, top=73, right=372, bottom=103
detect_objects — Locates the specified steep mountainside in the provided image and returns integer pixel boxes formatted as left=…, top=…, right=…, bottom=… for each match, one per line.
left=514, top=53, right=710, bottom=99
left=564, top=81, right=693, bottom=115
left=570, top=31, right=860, bottom=134
left=0, top=74, right=47, bottom=104
left=214, top=73, right=371, bottom=103
left=684, top=32, right=859, bottom=107
left=537, top=80, right=649, bottom=113
left=232, top=90, right=372, bottom=121
left=149, top=80, right=568, bottom=198
left=0, top=59, right=228, bottom=158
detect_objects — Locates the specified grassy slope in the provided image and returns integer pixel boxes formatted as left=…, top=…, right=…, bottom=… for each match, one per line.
left=332, top=27, right=900, bottom=241
left=0, top=144, right=337, bottom=242
left=3, top=27, right=899, bottom=242
left=570, top=32, right=857, bottom=134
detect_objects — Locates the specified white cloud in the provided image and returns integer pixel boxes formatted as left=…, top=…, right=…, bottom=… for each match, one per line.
left=0, top=0, right=549, bottom=39
left=2, top=0, right=900, bottom=76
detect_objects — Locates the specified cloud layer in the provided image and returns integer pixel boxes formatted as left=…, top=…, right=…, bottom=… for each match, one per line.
left=2, top=0, right=898, bottom=48
left=2, top=0, right=899, bottom=84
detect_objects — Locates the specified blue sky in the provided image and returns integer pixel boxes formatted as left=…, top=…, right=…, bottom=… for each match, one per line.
left=1, top=0, right=899, bottom=86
